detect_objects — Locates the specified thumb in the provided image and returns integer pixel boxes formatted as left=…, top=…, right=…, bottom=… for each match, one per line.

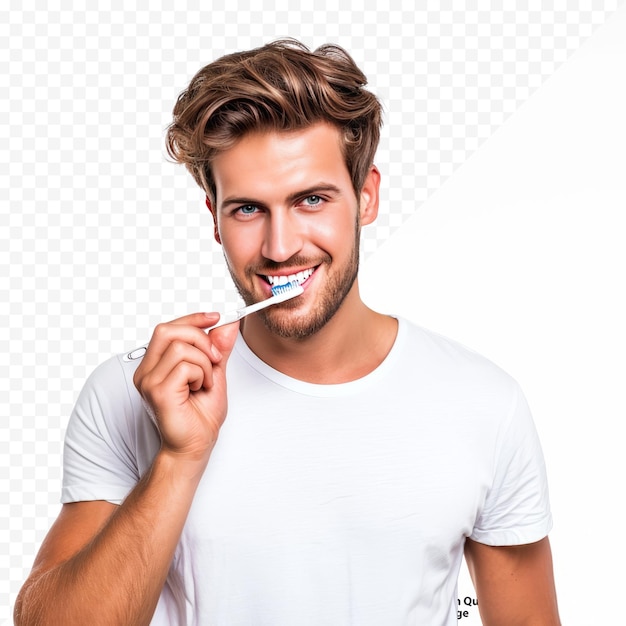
left=210, top=320, right=240, bottom=363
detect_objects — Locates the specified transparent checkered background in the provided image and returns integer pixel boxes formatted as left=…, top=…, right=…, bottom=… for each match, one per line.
left=1, top=1, right=623, bottom=618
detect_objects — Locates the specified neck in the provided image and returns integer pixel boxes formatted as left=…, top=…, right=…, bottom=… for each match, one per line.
left=240, top=282, right=398, bottom=384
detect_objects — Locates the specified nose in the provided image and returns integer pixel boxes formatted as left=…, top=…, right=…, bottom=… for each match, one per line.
left=260, top=210, right=304, bottom=262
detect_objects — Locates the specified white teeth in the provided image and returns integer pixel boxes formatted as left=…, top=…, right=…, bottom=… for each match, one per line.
left=266, top=268, right=314, bottom=286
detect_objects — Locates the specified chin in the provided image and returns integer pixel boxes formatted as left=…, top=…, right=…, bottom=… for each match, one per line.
left=261, top=316, right=327, bottom=340
left=258, top=291, right=347, bottom=340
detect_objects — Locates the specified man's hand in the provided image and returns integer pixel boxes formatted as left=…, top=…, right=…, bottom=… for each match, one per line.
left=133, top=312, right=240, bottom=463
left=14, top=313, right=241, bottom=626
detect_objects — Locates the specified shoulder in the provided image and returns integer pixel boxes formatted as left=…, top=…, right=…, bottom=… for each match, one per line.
left=63, top=353, right=156, bottom=504
left=85, top=351, right=140, bottom=387
left=70, top=352, right=146, bottom=438
left=80, top=352, right=142, bottom=405
left=396, top=318, right=519, bottom=395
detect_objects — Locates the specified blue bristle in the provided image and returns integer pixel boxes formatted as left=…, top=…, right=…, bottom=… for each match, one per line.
left=271, top=281, right=300, bottom=296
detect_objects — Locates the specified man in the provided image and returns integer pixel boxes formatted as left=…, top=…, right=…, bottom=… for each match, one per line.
left=15, top=39, right=560, bottom=625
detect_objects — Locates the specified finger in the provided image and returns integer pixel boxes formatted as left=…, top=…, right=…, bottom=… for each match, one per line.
left=143, top=318, right=222, bottom=367
left=168, top=312, right=221, bottom=328
left=144, top=360, right=207, bottom=415
left=199, top=322, right=241, bottom=404
left=144, top=339, right=215, bottom=392
left=209, top=321, right=240, bottom=363
left=177, top=361, right=205, bottom=393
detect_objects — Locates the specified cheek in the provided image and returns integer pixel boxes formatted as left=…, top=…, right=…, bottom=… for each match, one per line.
left=307, top=210, right=356, bottom=246
left=219, top=225, right=261, bottom=265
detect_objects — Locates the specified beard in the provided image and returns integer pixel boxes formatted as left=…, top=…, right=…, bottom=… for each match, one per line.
left=225, top=220, right=361, bottom=340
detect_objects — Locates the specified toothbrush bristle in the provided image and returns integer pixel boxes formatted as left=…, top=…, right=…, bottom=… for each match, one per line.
left=271, top=281, right=302, bottom=296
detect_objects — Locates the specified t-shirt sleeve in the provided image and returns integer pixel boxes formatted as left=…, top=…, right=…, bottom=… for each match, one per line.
left=61, top=355, right=147, bottom=505
left=470, top=383, right=553, bottom=546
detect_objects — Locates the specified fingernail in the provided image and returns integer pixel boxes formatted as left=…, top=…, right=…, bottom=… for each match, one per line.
left=211, top=345, right=222, bottom=361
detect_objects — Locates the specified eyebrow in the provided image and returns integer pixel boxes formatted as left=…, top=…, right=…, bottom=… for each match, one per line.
left=219, top=183, right=343, bottom=210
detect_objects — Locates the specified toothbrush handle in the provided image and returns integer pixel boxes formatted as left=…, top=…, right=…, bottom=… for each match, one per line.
left=206, top=311, right=243, bottom=330
left=123, top=311, right=242, bottom=361
left=123, top=285, right=303, bottom=362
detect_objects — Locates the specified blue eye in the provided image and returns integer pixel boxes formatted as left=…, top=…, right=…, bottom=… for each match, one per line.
left=304, top=195, right=322, bottom=206
left=238, top=205, right=258, bottom=215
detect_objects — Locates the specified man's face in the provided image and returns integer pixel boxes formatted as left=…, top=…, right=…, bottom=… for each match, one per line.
left=210, top=122, right=379, bottom=339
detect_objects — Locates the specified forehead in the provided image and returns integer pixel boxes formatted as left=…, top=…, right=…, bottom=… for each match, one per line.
left=211, top=123, right=351, bottom=203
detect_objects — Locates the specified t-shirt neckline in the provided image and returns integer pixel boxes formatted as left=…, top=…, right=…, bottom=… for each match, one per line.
left=233, top=316, right=404, bottom=397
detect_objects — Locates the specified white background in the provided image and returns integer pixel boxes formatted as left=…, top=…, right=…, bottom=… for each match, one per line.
left=362, top=9, right=626, bottom=624
left=2, top=3, right=625, bottom=624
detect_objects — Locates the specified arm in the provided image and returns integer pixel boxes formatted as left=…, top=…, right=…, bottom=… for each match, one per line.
left=14, top=455, right=203, bottom=625
left=464, top=536, right=561, bottom=626
left=14, top=313, right=240, bottom=626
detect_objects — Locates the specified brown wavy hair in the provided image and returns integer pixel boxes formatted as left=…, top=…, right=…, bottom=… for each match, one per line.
left=165, top=39, right=382, bottom=204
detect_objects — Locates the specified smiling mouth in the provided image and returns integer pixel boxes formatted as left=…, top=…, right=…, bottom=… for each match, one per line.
left=263, top=267, right=315, bottom=287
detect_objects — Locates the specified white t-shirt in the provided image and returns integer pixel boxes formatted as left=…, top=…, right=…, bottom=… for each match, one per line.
left=62, top=318, right=552, bottom=625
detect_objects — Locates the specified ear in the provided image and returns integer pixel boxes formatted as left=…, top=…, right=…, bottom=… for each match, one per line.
left=206, top=196, right=221, bottom=245
left=358, top=165, right=380, bottom=226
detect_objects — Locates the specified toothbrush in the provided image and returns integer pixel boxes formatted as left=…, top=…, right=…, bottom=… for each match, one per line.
left=123, top=281, right=304, bottom=361
left=207, top=281, right=304, bottom=330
